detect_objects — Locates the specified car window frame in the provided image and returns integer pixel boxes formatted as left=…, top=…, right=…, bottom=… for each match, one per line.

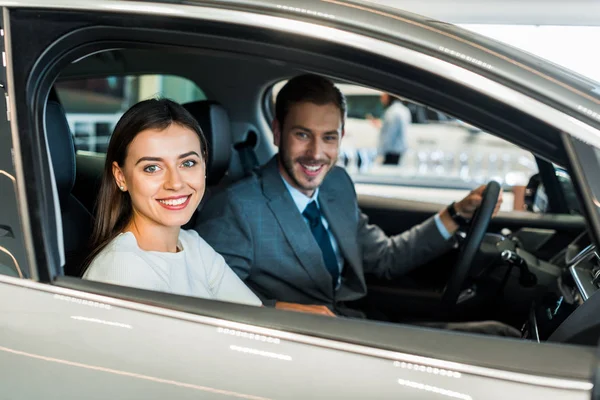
left=16, top=6, right=585, bottom=294
left=0, top=6, right=35, bottom=280
left=11, top=9, right=582, bottom=278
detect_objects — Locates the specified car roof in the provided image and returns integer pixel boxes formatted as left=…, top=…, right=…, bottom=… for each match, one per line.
left=139, top=0, right=600, bottom=125
left=11, top=0, right=600, bottom=129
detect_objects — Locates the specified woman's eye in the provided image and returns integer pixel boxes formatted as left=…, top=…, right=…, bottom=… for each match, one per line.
left=143, top=165, right=160, bottom=173
left=181, top=159, right=197, bottom=168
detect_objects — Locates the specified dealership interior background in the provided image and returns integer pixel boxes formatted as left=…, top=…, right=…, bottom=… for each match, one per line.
left=56, top=0, right=599, bottom=213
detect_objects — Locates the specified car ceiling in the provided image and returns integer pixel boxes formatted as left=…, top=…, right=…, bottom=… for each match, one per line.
left=58, top=48, right=306, bottom=162
left=56, top=46, right=566, bottom=167
left=59, top=48, right=292, bottom=125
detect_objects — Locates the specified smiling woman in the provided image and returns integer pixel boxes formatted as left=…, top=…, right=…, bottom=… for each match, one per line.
left=80, top=98, right=262, bottom=307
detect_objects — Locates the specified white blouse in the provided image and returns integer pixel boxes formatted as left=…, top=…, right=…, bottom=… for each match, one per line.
left=83, top=230, right=262, bottom=307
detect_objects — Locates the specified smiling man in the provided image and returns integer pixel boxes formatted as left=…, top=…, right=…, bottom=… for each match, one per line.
left=195, top=74, right=506, bottom=322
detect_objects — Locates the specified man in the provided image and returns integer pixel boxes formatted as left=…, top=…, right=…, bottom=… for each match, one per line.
left=373, top=93, right=412, bottom=165
left=196, top=74, right=508, bottom=327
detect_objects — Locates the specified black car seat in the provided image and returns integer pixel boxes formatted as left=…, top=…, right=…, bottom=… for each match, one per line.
left=181, top=100, right=233, bottom=227
left=233, top=130, right=260, bottom=177
left=46, top=98, right=93, bottom=277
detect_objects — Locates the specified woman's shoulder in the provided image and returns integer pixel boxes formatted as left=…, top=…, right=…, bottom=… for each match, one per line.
left=180, top=229, right=225, bottom=274
left=103, top=232, right=139, bottom=252
left=83, top=233, right=146, bottom=278
left=180, top=229, right=214, bottom=251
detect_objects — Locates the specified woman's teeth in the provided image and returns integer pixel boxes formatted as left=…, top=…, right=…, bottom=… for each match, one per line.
left=158, top=196, right=188, bottom=206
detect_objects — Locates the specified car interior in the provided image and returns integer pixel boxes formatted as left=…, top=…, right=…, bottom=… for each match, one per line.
left=33, top=36, right=599, bottom=347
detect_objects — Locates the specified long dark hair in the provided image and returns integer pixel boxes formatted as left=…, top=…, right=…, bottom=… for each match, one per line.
left=81, top=98, right=207, bottom=275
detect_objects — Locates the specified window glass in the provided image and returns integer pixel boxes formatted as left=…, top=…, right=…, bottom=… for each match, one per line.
left=55, top=75, right=206, bottom=153
left=271, top=82, right=539, bottom=212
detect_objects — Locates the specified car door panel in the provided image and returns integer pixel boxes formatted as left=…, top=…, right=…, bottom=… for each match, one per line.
left=358, top=194, right=585, bottom=266
left=0, top=19, right=28, bottom=279
left=0, top=276, right=593, bottom=399
left=358, top=194, right=585, bottom=234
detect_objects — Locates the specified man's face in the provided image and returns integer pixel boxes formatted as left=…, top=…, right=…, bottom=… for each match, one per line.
left=273, top=102, right=343, bottom=197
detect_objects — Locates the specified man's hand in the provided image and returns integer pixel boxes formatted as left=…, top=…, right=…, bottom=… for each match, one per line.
left=455, top=184, right=503, bottom=219
left=439, top=184, right=503, bottom=234
left=275, top=301, right=336, bottom=317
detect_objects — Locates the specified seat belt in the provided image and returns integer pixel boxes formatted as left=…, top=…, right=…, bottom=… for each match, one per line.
left=234, top=131, right=260, bottom=177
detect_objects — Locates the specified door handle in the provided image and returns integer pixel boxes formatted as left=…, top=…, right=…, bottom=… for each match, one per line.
left=0, top=225, right=14, bottom=238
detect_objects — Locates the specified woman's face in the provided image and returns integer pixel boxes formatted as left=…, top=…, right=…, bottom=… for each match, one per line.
left=113, top=123, right=205, bottom=230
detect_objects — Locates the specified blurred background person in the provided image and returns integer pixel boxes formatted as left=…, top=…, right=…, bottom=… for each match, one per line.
left=371, top=93, right=412, bottom=165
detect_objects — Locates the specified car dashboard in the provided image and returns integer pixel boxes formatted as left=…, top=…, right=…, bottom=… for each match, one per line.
left=523, top=232, right=600, bottom=344
left=568, top=244, right=600, bottom=303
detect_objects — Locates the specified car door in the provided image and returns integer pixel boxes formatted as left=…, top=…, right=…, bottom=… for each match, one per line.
left=0, top=7, right=28, bottom=280
left=2, top=2, right=599, bottom=399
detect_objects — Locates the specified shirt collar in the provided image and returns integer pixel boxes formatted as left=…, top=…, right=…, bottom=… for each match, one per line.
left=280, top=173, right=320, bottom=213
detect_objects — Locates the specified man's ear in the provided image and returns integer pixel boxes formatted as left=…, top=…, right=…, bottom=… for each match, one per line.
left=272, top=119, right=281, bottom=147
left=112, top=161, right=127, bottom=191
left=341, top=128, right=345, bottom=138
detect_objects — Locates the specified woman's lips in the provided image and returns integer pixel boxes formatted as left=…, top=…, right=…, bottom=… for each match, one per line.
left=156, top=195, right=192, bottom=210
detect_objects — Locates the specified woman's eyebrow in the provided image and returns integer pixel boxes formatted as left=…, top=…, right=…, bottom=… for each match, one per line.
left=135, top=156, right=163, bottom=165
left=135, top=151, right=201, bottom=165
left=178, top=151, right=200, bottom=159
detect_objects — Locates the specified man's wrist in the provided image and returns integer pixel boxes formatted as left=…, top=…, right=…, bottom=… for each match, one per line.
left=447, top=201, right=470, bottom=227
left=438, top=208, right=459, bottom=235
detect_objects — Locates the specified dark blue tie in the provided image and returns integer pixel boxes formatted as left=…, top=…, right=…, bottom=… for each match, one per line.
left=303, top=201, right=339, bottom=289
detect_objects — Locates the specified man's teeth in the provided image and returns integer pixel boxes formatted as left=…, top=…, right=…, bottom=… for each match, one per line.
left=158, top=197, right=188, bottom=206
left=302, top=164, right=322, bottom=172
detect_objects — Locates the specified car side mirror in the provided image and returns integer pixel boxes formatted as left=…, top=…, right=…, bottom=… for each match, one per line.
left=524, top=169, right=580, bottom=214
left=555, top=168, right=581, bottom=214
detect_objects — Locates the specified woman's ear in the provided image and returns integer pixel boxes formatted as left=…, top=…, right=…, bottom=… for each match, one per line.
left=112, top=161, right=127, bottom=192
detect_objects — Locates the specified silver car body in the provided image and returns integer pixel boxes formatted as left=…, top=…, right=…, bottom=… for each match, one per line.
left=1, top=1, right=600, bottom=398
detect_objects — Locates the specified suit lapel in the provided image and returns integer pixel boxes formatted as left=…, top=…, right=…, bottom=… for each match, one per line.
left=260, top=157, right=333, bottom=299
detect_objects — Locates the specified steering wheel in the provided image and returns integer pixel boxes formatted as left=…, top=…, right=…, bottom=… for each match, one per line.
left=440, top=181, right=501, bottom=314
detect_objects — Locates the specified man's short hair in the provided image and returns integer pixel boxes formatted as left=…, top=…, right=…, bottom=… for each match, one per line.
left=275, top=74, right=347, bottom=129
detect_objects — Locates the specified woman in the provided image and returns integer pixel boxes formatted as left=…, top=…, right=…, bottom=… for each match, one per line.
left=82, top=99, right=261, bottom=307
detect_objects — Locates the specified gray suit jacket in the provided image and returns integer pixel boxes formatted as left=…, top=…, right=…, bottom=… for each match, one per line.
left=196, top=156, right=453, bottom=307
